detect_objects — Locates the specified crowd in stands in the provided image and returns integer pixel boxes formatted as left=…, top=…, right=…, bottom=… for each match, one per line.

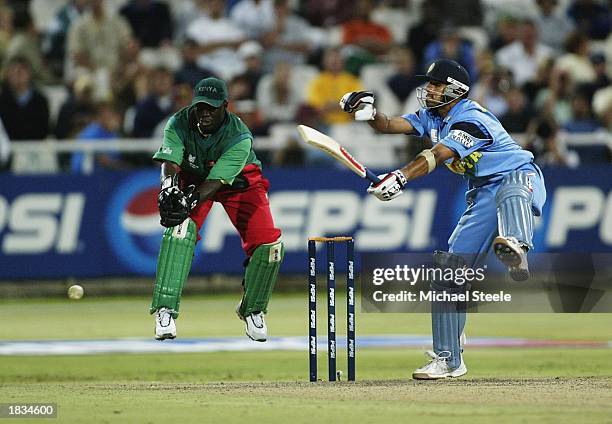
left=0, top=0, right=610, bottom=173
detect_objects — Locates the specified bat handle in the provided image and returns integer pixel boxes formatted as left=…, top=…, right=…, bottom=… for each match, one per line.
left=365, top=169, right=381, bottom=184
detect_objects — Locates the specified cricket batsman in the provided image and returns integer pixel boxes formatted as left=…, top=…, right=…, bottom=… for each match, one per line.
left=150, top=77, right=284, bottom=342
left=340, top=59, right=546, bottom=379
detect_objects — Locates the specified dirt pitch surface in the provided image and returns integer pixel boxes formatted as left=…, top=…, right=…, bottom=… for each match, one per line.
left=5, top=377, right=608, bottom=424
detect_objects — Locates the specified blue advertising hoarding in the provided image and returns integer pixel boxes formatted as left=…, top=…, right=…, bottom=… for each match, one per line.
left=1, top=167, right=611, bottom=278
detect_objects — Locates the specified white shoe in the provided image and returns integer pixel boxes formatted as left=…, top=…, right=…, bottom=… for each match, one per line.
left=493, top=236, right=530, bottom=281
left=412, top=351, right=467, bottom=380
left=236, top=300, right=268, bottom=342
left=155, top=307, right=176, bottom=340
left=244, top=312, right=267, bottom=342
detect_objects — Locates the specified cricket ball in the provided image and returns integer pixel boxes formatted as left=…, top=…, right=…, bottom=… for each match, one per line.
left=68, top=284, right=84, bottom=300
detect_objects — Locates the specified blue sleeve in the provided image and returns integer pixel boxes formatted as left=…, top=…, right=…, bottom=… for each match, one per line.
left=401, top=109, right=429, bottom=137
left=440, top=121, right=493, bottom=159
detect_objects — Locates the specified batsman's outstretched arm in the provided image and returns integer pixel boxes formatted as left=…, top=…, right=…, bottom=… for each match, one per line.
left=368, top=111, right=416, bottom=135
left=400, top=143, right=457, bottom=181
left=367, top=144, right=457, bottom=202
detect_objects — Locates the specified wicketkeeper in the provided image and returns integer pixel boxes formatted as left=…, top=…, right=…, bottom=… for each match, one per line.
left=150, top=77, right=284, bottom=342
left=340, top=59, right=546, bottom=379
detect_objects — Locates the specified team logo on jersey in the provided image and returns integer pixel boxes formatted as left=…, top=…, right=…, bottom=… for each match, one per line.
left=449, top=129, right=475, bottom=148
left=188, top=154, right=196, bottom=163
left=160, top=147, right=172, bottom=155
left=430, top=129, right=439, bottom=143
left=445, top=151, right=483, bottom=176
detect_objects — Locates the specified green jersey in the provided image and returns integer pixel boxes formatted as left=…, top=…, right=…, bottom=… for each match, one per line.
left=153, top=107, right=262, bottom=186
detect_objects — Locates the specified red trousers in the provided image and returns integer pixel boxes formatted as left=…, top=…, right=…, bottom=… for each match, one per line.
left=182, top=164, right=281, bottom=257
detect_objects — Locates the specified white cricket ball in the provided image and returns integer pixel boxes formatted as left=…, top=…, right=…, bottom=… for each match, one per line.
left=68, top=284, right=84, bottom=300
left=336, top=370, right=343, bottom=381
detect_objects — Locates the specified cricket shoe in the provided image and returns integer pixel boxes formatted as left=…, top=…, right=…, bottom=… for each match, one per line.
left=412, top=351, right=467, bottom=380
left=154, top=307, right=176, bottom=340
left=236, top=301, right=268, bottom=342
left=493, top=236, right=530, bottom=281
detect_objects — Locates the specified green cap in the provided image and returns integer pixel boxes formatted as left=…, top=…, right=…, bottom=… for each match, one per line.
left=192, top=77, right=228, bottom=107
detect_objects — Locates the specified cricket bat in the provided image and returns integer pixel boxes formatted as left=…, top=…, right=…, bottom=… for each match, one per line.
left=297, top=125, right=381, bottom=184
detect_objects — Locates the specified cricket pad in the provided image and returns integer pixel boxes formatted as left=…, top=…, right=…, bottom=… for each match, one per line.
left=239, top=238, right=284, bottom=316
left=150, top=218, right=197, bottom=318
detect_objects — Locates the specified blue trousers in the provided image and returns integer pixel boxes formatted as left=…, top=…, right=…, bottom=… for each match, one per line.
left=432, top=163, right=546, bottom=368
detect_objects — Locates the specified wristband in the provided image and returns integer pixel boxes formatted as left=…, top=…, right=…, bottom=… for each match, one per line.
left=417, top=149, right=436, bottom=174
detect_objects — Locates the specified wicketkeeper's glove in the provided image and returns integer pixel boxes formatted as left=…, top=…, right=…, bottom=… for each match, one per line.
left=339, top=91, right=376, bottom=121
left=158, top=175, right=199, bottom=228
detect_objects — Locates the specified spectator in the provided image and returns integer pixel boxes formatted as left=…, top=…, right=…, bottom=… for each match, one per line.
left=261, top=0, right=320, bottom=73
left=495, top=18, right=553, bottom=88
left=300, top=0, right=352, bottom=27
left=71, top=102, right=130, bottom=173
left=173, top=0, right=209, bottom=42
left=534, top=0, right=574, bottom=52
left=66, top=0, right=133, bottom=100
left=555, top=32, right=596, bottom=84
left=229, top=99, right=267, bottom=136
left=42, top=0, right=88, bottom=78
left=236, top=41, right=264, bottom=100
left=228, top=74, right=253, bottom=102
left=406, top=1, right=443, bottom=66
left=567, top=0, right=610, bottom=40
left=54, top=75, right=96, bottom=140
left=153, top=82, right=194, bottom=138
left=120, top=0, right=173, bottom=48
left=273, top=137, right=305, bottom=166
left=535, top=68, right=575, bottom=125
left=230, top=0, right=275, bottom=39
left=132, top=66, right=175, bottom=137
left=174, top=38, right=217, bottom=87
left=526, top=117, right=579, bottom=167
left=489, top=15, right=520, bottom=52
left=592, top=87, right=612, bottom=131
left=386, top=46, right=420, bottom=104
left=4, top=9, right=53, bottom=84
left=256, top=61, right=302, bottom=123
left=471, top=66, right=513, bottom=117
left=586, top=53, right=611, bottom=94
left=563, top=89, right=601, bottom=133
left=185, top=0, right=246, bottom=80
left=0, top=1, right=12, bottom=60
left=111, top=38, right=147, bottom=112
left=305, top=47, right=363, bottom=125
left=0, top=56, right=49, bottom=140
left=522, top=56, right=556, bottom=103
left=341, top=0, right=393, bottom=57
left=432, top=0, right=483, bottom=28
left=423, top=23, right=478, bottom=81
left=500, top=87, right=534, bottom=133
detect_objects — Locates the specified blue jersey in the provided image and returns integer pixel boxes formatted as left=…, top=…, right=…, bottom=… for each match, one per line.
left=403, top=99, right=534, bottom=180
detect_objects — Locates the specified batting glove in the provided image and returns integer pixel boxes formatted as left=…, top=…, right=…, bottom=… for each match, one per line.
left=339, top=91, right=376, bottom=121
left=367, top=170, right=407, bottom=201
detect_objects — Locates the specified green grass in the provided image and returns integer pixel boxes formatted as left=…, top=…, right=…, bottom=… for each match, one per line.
left=1, top=294, right=611, bottom=423
left=2, top=293, right=612, bottom=340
